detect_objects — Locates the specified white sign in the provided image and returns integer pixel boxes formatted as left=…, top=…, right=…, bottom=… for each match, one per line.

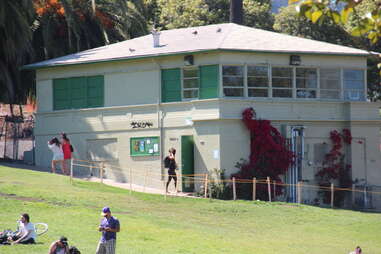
left=213, top=149, right=220, bottom=159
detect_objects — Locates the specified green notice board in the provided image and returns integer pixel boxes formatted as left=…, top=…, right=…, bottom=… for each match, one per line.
left=130, top=137, right=160, bottom=156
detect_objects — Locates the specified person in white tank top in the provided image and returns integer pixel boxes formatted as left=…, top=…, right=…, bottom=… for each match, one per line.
left=48, top=137, right=65, bottom=174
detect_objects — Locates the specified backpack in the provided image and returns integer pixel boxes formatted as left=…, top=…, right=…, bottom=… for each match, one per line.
left=70, top=144, right=74, bottom=152
left=164, top=156, right=171, bottom=168
left=69, top=246, right=81, bottom=254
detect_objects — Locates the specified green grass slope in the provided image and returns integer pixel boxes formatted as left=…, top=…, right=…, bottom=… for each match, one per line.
left=0, top=165, right=380, bottom=254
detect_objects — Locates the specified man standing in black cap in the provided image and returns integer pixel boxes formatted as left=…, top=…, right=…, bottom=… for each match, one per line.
left=96, top=206, right=120, bottom=254
left=48, top=236, right=69, bottom=254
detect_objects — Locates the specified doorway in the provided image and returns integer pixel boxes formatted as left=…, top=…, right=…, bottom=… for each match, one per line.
left=181, top=135, right=194, bottom=192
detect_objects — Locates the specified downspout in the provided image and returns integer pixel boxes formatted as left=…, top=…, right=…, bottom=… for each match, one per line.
left=152, top=58, right=164, bottom=181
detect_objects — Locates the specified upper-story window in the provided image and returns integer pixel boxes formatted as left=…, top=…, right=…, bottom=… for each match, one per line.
left=272, top=67, right=293, bottom=98
left=223, top=65, right=244, bottom=97
left=183, top=68, right=199, bottom=99
left=320, top=69, right=341, bottom=99
left=296, top=68, right=317, bottom=98
left=248, top=65, right=269, bottom=97
left=344, top=69, right=365, bottom=101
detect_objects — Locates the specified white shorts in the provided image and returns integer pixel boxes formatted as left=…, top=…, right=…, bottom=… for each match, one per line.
left=52, top=153, right=64, bottom=161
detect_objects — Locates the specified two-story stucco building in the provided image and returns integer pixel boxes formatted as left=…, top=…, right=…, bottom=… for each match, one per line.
left=25, top=23, right=381, bottom=208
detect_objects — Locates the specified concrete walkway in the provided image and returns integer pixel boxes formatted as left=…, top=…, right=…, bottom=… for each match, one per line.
left=0, top=161, right=194, bottom=198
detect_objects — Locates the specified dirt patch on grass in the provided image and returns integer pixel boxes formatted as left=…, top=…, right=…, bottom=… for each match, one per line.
left=0, top=192, right=72, bottom=207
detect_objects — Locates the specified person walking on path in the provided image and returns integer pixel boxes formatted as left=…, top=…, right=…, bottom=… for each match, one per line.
left=61, top=133, right=73, bottom=175
left=48, top=137, right=66, bottom=175
left=164, top=148, right=178, bottom=193
left=96, top=207, right=120, bottom=254
left=48, top=236, right=69, bottom=254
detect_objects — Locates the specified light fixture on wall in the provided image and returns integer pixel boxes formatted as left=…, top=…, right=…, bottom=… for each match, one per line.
left=184, top=55, right=194, bottom=66
left=290, top=55, right=301, bottom=66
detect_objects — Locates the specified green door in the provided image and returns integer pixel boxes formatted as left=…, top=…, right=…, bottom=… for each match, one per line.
left=181, top=135, right=194, bottom=192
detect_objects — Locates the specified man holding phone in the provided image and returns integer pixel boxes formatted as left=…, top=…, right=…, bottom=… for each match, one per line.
left=96, top=207, right=120, bottom=254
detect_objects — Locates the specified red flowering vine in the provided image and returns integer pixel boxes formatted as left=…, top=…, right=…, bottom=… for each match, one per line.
left=232, top=108, right=294, bottom=200
left=316, top=128, right=352, bottom=205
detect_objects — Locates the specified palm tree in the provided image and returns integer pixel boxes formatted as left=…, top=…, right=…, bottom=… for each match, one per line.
left=0, top=0, right=34, bottom=106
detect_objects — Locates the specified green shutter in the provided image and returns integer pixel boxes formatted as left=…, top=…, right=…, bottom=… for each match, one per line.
left=70, top=77, right=87, bottom=109
left=161, top=68, right=181, bottom=102
left=87, top=76, right=104, bottom=108
left=53, top=78, right=71, bottom=110
left=200, top=65, right=219, bottom=99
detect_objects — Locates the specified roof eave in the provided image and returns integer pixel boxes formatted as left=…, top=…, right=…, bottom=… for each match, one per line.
left=22, top=48, right=370, bottom=71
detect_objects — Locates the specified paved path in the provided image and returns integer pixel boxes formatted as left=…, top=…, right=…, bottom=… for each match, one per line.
left=0, top=162, right=193, bottom=198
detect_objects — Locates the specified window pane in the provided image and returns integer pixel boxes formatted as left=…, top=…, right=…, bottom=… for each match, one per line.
left=320, top=79, right=340, bottom=89
left=248, top=77, right=268, bottom=87
left=248, top=66, right=268, bottom=76
left=248, top=89, right=268, bottom=97
left=273, top=89, right=292, bottom=98
left=296, top=78, right=317, bottom=88
left=183, top=90, right=198, bottom=99
left=183, top=68, right=198, bottom=78
left=224, top=88, right=244, bottom=97
left=296, top=68, right=317, bottom=78
left=223, top=77, right=244, bottom=87
left=344, top=80, right=364, bottom=89
left=344, top=69, right=364, bottom=81
left=272, top=77, right=292, bottom=88
left=223, top=66, right=243, bottom=76
left=184, top=79, right=198, bottom=88
left=297, top=90, right=316, bottom=98
left=344, top=90, right=364, bottom=101
left=321, top=69, right=340, bottom=79
left=320, top=90, right=340, bottom=99
left=272, top=67, right=292, bottom=77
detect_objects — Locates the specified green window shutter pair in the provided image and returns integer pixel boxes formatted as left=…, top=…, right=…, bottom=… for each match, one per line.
left=53, top=76, right=104, bottom=110
left=161, top=65, right=219, bottom=102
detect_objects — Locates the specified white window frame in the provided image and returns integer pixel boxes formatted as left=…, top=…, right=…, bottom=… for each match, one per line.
left=182, top=67, right=199, bottom=100
left=319, top=68, right=342, bottom=100
left=343, top=68, right=366, bottom=101
left=222, top=64, right=245, bottom=97
left=247, top=64, right=270, bottom=98
left=295, top=67, right=318, bottom=99
left=271, top=65, right=294, bottom=99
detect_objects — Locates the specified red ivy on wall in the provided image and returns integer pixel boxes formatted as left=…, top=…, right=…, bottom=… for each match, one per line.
left=232, top=108, right=294, bottom=200
left=316, top=129, right=352, bottom=205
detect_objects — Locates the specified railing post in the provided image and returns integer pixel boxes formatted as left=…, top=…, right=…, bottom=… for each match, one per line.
left=252, top=177, right=256, bottom=201
left=70, top=158, right=73, bottom=184
left=129, top=168, right=132, bottom=195
left=204, top=174, right=208, bottom=198
left=297, top=181, right=302, bottom=204
left=267, top=177, right=271, bottom=202
left=100, top=162, right=104, bottom=184
left=233, top=177, right=237, bottom=201
left=331, top=183, right=334, bottom=208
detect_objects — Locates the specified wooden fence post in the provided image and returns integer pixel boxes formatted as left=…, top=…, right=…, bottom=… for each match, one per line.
left=297, top=181, right=302, bottom=204
left=252, top=177, right=256, bottom=201
left=273, top=180, right=276, bottom=201
left=233, top=177, right=237, bottom=201
left=204, top=174, right=208, bottom=198
left=143, top=168, right=148, bottom=193
left=100, top=162, right=104, bottom=184
left=351, top=184, right=355, bottom=207
left=331, top=183, right=334, bottom=208
left=267, top=177, right=271, bottom=202
left=70, top=158, right=73, bottom=184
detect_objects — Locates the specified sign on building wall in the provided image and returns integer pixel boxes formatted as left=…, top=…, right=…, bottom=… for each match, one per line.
left=130, top=137, right=159, bottom=156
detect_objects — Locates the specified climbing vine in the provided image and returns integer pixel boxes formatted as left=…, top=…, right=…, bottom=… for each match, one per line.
left=316, top=129, right=352, bottom=206
left=232, top=107, right=294, bottom=200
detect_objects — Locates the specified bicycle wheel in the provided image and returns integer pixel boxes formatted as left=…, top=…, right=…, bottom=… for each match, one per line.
left=34, top=223, right=48, bottom=236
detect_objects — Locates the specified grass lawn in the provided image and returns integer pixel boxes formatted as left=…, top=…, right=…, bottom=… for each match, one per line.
left=0, top=165, right=380, bottom=254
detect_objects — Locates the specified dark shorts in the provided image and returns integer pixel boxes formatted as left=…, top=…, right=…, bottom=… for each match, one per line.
left=20, top=238, right=35, bottom=244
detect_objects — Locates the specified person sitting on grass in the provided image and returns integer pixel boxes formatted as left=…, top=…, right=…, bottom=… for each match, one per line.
left=49, top=236, right=69, bottom=254
left=8, top=213, right=36, bottom=245
left=349, top=246, right=362, bottom=254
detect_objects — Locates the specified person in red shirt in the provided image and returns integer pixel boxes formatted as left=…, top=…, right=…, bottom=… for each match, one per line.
left=61, top=133, right=72, bottom=176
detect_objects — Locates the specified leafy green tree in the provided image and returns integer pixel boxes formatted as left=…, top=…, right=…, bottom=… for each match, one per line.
left=244, top=0, right=274, bottom=30
left=0, top=0, right=34, bottom=105
left=274, top=5, right=353, bottom=45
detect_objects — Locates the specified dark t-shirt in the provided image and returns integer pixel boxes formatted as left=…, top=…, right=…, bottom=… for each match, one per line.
left=100, top=216, right=120, bottom=242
